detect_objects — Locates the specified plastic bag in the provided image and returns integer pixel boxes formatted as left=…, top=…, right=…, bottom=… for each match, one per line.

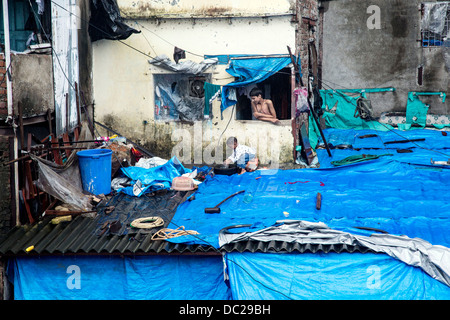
left=89, top=0, right=140, bottom=41
left=31, top=154, right=93, bottom=211
left=294, top=87, right=309, bottom=116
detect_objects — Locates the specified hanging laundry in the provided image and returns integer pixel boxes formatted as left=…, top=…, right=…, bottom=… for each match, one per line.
left=36, top=0, right=45, bottom=15
left=203, top=82, right=221, bottom=118
left=173, top=46, right=186, bottom=64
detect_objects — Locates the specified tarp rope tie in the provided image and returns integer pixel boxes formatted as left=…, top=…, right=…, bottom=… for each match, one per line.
left=152, top=226, right=199, bottom=240
left=130, top=217, right=164, bottom=229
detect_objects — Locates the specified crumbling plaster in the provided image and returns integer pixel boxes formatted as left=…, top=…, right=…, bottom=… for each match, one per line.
left=117, top=0, right=295, bottom=19
left=92, top=14, right=296, bottom=165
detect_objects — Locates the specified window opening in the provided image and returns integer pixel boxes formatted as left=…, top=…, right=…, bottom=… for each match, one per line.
left=235, top=67, right=292, bottom=121
left=421, top=2, right=450, bottom=47
left=154, top=73, right=208, bottom=121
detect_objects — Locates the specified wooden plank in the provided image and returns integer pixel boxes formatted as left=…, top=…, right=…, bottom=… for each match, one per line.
left=62, top=132, right=71, bottom=157
left=21, top=189, right=35, bottom=224
left=50, top=134, right=63, bottom=165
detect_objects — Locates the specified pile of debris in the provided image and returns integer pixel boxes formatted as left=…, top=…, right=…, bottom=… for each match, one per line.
left=12, top=118, right=210, bottom=227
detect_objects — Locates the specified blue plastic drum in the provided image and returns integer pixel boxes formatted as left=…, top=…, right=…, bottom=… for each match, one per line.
left=77, top=149, right=112, bottom=195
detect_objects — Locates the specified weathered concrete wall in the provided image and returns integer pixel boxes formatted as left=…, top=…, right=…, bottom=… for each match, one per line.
left=321, top=0, right=449, bottom=116
left=118, top=0, right=295, bottom=18
left=93, top=14, right=296, bottom=165
left=11, top=54, right=54, bottom=117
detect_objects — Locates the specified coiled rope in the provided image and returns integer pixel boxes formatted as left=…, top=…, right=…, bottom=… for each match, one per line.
left=130, top=217, right=164, bottom=229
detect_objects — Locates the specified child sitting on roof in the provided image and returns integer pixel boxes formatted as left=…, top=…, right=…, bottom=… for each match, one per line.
left=223, top=137, right=258, bottom=174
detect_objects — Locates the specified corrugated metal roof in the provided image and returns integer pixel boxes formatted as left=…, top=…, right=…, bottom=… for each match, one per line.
left=0, top=215, right=219, bottom=256
left=0, top=188, right=378, bottom=257
left=0, top=214, right=376, bottom=256
left=0, top=190, right=219, bottom=256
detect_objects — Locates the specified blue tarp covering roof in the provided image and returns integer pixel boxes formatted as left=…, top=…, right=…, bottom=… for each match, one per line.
left=168, top=128, right=450, bottom=249
left=8, top=255, right=230, bottom=300
left=221, top=55, right=293, bottom=111
left=226, top=252, right=450, bottom=299
left=164, top=127, right=450, bottom=299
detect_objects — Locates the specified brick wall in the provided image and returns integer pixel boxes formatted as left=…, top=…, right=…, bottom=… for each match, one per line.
left=296, top=0, right=320, bottom=86
left=0, top=135, right=11, bottom=236
left=0, top=54, right=7, bottom=117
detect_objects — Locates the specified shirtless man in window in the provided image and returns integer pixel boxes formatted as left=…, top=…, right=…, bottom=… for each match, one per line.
left=250, top=88, right=281, bottom=125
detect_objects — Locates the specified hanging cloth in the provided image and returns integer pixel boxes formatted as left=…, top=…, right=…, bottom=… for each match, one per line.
left=203, top=82, right=221, bottom=118
left=173, top=46, right=186, bottom=64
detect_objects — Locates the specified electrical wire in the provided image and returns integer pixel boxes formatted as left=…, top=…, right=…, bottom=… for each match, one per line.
left=119, top=11, right=205, bottom=59
left=26, top=1, right=449, bottom=298
left=49, top=0, right=156, bottom=60
left=27, top=2, right=293, bottom=298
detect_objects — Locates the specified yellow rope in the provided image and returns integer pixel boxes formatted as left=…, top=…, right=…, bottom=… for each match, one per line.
left=130, top=217, right=164, bottom=229
left=151, top=226, right=199, bottom=240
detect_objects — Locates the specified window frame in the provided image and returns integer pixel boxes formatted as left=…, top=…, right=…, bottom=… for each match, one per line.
left=421, top=1, right=450, bottom=48
left=234, top=65, right=295, bottom=123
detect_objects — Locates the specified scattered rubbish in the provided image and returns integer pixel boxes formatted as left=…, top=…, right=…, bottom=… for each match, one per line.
left=51, top=215, right=72, bottom=224
left=384, top=138, right=426, bottom=145
left=316, top=193, right=322, bottom=210
left=430, top=158, right=450, bottom=165
left=243, top=192, right=253, bottom=204
left=283, top=211, right=289, bottom=217
left=205, top=190, right=245, bottom=214
left=357, top=134, right=378, bottom=139
left=135, top=156, right=168, bottom=169
left=99, top=220, right=122, bottom=236
left=354, top=226, right=388, bottom=234
left=172, top=176, right=196, bottom=191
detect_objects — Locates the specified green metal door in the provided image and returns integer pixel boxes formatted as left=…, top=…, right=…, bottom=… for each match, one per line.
left=0, top=0, right=34, bottom=52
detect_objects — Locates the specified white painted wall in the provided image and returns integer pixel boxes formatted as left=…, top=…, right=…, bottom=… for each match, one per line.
left=92, top=11, right=296, bottom=165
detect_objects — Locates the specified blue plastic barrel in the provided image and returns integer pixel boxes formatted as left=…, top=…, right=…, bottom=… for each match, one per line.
left=77, top=149, right=112, bottom=195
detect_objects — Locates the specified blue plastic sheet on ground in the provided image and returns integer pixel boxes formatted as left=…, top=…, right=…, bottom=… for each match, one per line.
left=8, top=255, right=230, bottom=300
left=226, top=252, right=450, bottom=300
left=118, top=156, right=190, bottom=196
left=169, top=127, right=450, bottom=251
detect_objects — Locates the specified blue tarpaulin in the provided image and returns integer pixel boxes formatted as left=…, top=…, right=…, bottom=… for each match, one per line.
left=221, top=55, right=293, bottom=112
left=226, top=252, right=450, bottom=300
left=8, top=126, right=450, bottom=300
left=168, top=131, right=450, bottom=249
left=165, top=127, right=450, bottom=298
left=118, top=156, right=190, bottom=197
left=8, top=255, right=230, bottom=300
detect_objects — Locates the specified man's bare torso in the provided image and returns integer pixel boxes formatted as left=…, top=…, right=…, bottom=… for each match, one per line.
left=254, top=99, right=272, bottom=115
